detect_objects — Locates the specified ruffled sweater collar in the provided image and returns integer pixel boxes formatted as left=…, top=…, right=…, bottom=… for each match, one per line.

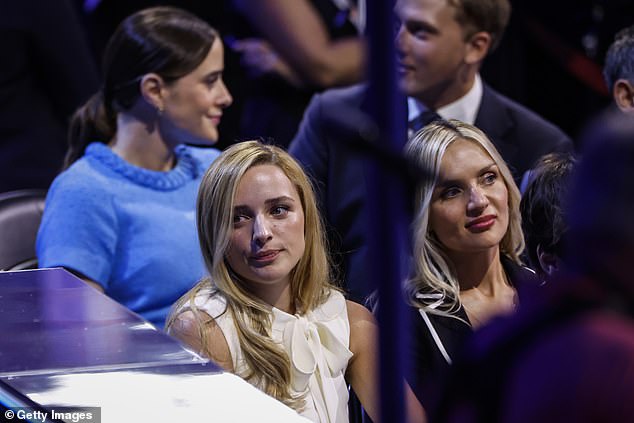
left=85, top=142, right=201, bottom=190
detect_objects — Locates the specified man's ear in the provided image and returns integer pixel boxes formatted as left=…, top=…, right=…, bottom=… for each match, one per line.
left=140, top=73, right=166, bottom=112
left=613, top=79, right=634, bottom=113
left=537, top=244, right=560, bottom=276
left=465, top=31, right=491, bottom=65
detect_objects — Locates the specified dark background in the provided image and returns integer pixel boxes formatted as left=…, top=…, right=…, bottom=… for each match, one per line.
left=75, top=0, right=634, bottom=149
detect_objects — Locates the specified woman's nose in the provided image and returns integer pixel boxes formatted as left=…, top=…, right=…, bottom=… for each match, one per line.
left=217, top=80, right=233, bottom=108
left=467, top=187, right=489, bottom=214
left=252, top=214, right=272, bottom=246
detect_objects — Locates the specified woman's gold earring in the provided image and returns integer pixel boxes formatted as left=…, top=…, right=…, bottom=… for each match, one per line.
left=157, top=104, right=164, bottom=115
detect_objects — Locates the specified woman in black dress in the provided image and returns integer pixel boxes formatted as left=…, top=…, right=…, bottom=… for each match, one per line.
left=403, top=119, right=536, bottom=406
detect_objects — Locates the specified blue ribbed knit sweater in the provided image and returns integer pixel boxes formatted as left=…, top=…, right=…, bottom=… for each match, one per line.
left=37, top=142, right=220, bottom=328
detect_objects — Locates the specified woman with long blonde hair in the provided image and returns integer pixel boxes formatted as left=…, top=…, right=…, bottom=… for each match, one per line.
left=167, top=141, right=395, bottom=422
left=403, top=120, right=536, bottom=406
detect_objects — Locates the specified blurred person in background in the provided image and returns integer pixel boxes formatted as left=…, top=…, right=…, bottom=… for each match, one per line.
left=603, top=24, right=634, bottom=116
left=0, top=0, right=98, bottom=192
left=519, top=152, right=577, bottom=279
left=228, top=0, right=366, bottom=147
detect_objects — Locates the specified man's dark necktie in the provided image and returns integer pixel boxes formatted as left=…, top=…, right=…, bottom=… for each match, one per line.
left=408, top=110, right=442, bottom=133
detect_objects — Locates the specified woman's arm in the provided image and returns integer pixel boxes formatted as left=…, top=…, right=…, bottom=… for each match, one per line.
left=346, top=300, right=380, bottom=421
left=167, top=310, right=234, bottom=371
left=233, top=0, right=365, bottom=88
left=346, top=300, right=427, bottom=423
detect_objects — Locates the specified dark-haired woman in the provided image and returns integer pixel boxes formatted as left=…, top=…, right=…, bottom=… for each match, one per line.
left=36, top=7, right=232, bottom=328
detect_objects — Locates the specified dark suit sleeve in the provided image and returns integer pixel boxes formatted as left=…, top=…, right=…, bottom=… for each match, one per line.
left=527, top=115, right=574, bottom=159
left=476, top=84, right=575, bottom=186
left=289, top=91, right=329, bottom=205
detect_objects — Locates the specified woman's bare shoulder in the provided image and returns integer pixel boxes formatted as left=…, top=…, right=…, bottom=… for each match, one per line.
left=168, top=309, right=234, bottom=371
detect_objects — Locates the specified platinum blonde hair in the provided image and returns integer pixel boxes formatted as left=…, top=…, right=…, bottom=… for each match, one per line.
left=167, top=141, right=333, bottom=409
left=404, top=119, right=524, bottom=316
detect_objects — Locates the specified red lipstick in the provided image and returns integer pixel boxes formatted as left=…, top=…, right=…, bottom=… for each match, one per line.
left=465, top=215, right=496, bottom=232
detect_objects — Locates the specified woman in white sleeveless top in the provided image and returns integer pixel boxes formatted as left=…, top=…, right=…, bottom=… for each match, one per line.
left=166, top=141, right=422, bottom=422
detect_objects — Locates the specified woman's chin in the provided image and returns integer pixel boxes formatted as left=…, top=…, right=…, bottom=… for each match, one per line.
left=180, top=131, right=218, bottom=146
left=160, top=121, right=218, bottom=146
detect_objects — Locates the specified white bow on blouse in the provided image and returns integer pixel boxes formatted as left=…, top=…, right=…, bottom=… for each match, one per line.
left=271, top=292, right=353, bottom=423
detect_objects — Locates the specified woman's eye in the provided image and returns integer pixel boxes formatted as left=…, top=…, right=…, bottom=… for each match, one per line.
left=271, top=205, right=289, bottom=216
left=205, top=76, right=220, bottom=87
left=441, top=187, right=460, bottom=199
left=233, top=214, right=248, bottom=224
left=483, top=172, right=497, bottom=184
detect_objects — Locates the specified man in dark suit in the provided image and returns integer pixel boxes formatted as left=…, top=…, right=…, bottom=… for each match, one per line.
left=289, top=0, right=573, bottom=302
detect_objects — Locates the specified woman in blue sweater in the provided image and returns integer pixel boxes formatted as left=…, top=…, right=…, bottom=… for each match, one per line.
left=36, top=6, right=232, bottom=328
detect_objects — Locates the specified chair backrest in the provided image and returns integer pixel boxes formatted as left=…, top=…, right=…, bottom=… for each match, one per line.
left=0, top=189, right=47, bottom=271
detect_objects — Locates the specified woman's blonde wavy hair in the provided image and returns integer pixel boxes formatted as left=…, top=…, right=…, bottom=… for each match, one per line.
left=404, top=119, right=524, bottom=316
left=167, top=141, right=334, bottom=409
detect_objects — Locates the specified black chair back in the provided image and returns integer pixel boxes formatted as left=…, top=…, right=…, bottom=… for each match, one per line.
left=0, top=189, right=47, bottom=271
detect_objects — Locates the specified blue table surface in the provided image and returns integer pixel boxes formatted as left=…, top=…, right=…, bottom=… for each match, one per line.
left=0, top=268, right=209, bottom=376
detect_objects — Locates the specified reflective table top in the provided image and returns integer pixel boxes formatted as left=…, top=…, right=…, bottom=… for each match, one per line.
left=0, top=268, right=204, bottom=375
left=0, top=269, right=308, bottom=422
